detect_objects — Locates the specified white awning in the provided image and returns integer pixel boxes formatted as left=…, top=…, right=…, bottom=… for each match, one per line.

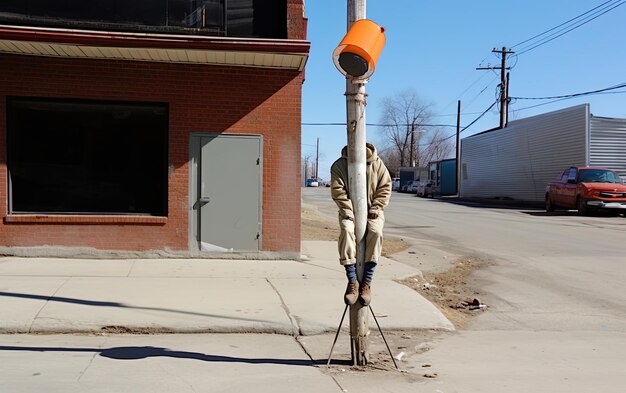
left=0, top=25, right=309, bottom=71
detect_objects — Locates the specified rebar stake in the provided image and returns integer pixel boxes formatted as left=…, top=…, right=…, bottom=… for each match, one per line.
left=326, top=304, right=349, bottom=366
left=369, top=305, right=399, bottom=370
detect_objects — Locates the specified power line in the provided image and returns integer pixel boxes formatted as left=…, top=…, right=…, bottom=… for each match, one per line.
left=439, top=70, right=490, bottom=113
left=511, top=0, right=617, bottom=49
left=304, top=81, right=626, bottom=132
left=458, top=100, right=499, bottom=134
left=438, top=100, right=500, bottom=144
left=439, top=48, right=502, bottom=114
left=464, top=74, right=500, bottom=109
left=511, top=82, right=626, bottom=100
left=301, top=122, right=458, bottom=128
left=430, top=109, right=499, bottom=118
left=514, top=1, right=625, bottom=56
left=434, top=73, right=498, bottom=118
left=508, top=53, right=519, bottom=70
left=514, top=0, right=624, bottom=54
left=512, top=90, right=626, bottom=112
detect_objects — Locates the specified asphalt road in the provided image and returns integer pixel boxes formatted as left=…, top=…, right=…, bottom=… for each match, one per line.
left=303, top=187, right=626, bottom=393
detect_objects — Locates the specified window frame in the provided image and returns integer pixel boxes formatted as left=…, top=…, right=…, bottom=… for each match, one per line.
left=6, top=96, right=169, bottom=217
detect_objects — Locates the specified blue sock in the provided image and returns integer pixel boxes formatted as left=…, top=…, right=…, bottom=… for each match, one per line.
left=344, top=264, right=357, bottom=282
left=363, top=262, right=377, bottom=284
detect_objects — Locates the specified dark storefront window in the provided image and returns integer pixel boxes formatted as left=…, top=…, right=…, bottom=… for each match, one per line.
left=7, top=98, right=168, bottom=216
left=0, top=0, right=287, bottom=38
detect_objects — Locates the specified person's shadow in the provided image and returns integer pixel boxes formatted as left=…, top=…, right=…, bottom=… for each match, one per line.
left=100, top=346, right=323, bottom=366
left=0, top=345, right=327, bottom=366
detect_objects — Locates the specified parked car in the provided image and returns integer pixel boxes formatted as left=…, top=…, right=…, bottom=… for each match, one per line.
left=407, top=180, right=421, bottom=193
left=416, top=181, right=434, bottom=198
left=305, top=178, right=319, bottom=187
left=392, top=178, right=400, bottom=191
left=545, top=166, right=626, bottom=215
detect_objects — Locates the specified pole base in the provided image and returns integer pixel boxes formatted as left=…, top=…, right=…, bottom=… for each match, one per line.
left=350, top=335, right=368, bottom=366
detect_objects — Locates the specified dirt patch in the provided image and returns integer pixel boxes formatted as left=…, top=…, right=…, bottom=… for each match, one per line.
left=98, top=326, right=176, bottom=335
left=321, top=329, right=448, bottom=379
left=301, top=207, right=410, bottom=256
left=301, top=207, right=339, bottom=241
left=398, top=256, right=490, bottom=329
left=381, top=237, right=411, bottom=258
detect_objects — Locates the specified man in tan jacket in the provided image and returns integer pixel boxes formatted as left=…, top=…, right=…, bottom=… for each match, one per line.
left=330, top=143, right=392, bottom=306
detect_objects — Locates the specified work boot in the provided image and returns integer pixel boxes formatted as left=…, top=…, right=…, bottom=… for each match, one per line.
left=359, top=283, right=371, bottom=306
left=344, top=281, right=359, bottom=305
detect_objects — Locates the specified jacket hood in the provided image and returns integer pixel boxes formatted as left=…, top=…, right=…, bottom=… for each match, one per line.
left=340, top=143, right=378, bottom=163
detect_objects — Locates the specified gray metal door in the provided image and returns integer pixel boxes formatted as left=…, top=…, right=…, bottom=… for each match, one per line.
left=198, top=135, right=261, bottom=251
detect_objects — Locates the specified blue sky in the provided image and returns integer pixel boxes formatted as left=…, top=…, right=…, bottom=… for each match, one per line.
left=301, top=0, right=626, bottom=181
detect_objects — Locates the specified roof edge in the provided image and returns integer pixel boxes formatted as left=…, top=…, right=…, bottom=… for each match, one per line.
left=0, top=24, right=311, bottom=54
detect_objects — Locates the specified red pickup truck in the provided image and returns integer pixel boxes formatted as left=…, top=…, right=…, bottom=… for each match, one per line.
left=545, top=167, right=626, bottom=215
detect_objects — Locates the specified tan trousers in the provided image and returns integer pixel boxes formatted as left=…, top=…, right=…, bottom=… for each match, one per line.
left=338, top=212, right=385, bottom=265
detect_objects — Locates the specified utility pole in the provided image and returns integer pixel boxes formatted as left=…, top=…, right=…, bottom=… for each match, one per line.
left=409, top=124, right=415, bottom=167
left=332, top=0, right=384, bottom=367
left=456, top=100, right=461, bottom=196
left=477, top=46, right=514, bottom=128
left=498, top=47, right=511, bottom=127
left=346, top=0, right=369, bottom=366
left=315, top=137, right=319, bottom=179
left=505, top=72, right=510, bottom=125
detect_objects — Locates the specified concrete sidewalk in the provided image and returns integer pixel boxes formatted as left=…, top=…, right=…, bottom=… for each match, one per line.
left=0, top=333, right=420, bottom=393
left=0, top=241, right=453, bottom=335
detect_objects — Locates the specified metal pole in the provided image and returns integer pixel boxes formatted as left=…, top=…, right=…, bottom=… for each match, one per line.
left=327, top=305, right=349, bottom=366
left=315, top=137, right=319, bottom=179
left=369, top=305, right=398, bottom=370
left=346, top=0, right=369, bottom=367
left=455, top=100, right=461, bottom=196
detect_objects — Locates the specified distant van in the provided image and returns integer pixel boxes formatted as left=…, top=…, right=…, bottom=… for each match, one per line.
left=306, top=178, right=319, bottom=187
left=392, top=178, right=400, bottom=191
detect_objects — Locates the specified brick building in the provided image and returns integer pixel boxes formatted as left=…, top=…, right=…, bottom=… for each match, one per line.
left=0, top=1, right=309, bottom=258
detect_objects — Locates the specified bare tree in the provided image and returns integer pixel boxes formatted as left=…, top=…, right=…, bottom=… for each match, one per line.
left=379, top=90, right=433, bottom=168
left=418, top=128, right=455, bottom=168
left=376, top=146, right=401, bottom=177
left=302, top=154, right=314, bottom=180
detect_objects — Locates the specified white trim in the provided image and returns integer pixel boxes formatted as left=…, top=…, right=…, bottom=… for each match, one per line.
left=0, top=38, right=308, bottom=70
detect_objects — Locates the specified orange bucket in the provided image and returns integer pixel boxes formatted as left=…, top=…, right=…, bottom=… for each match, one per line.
left=333, top=19, right=386, bottom=80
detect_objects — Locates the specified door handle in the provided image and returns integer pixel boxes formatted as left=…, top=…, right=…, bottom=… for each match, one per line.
left=193, top=197, right=211, bottom=210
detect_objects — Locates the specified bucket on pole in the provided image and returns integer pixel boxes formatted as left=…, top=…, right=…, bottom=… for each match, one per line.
left=333, top=19, right=386, bottom=81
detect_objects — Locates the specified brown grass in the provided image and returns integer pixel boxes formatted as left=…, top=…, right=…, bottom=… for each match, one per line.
left=301, top=207, right=410, bottom=256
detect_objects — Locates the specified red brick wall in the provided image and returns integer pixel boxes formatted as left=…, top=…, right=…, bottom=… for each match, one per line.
left=0, top=54, right=303, bottom=253
left=287, top=0, right=308, bottom=40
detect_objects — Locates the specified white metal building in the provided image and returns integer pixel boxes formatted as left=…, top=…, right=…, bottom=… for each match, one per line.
left=460, top=104, right=626, bottom=202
